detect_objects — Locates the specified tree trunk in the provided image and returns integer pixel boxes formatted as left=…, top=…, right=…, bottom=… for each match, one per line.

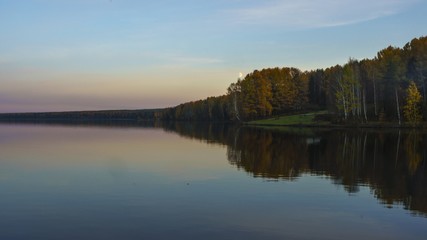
left=363, top=90, right=367, bottom=122
left=423, top=75, right=426, bottom=104
left=395, top=88, right=401, bottom=125
left=342, top=95, right=348, bottom=120
left=358, top=86, right=362, bottom=118
left=233, top=92, right=241, bottom=121
left=356, top=86, right=360, bottom=118
left=352, top=85, right=356, bottom=117
left=373, top=78, right=378, bottom=116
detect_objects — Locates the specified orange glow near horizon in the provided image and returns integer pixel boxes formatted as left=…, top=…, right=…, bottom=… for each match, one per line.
left=0, top=67, right=239, bottom=112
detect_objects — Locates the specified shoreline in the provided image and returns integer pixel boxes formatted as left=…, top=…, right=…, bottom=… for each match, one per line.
left=246, top=122, right=427, bottom=129
left=1, top=118, right=426, bottom=130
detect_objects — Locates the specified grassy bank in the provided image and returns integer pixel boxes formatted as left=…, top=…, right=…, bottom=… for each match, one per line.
left=248, top=111, right=427, bottom=129
left=248, top=111, right=329, bottom=126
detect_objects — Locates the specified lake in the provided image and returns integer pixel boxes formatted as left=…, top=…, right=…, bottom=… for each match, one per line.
left=1, top=122, right=426, bottom=239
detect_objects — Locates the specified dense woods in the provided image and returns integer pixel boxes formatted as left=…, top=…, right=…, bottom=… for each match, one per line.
left=1, top=36, right=426, bottom=125
left=162, top=36, right=427, bottom=124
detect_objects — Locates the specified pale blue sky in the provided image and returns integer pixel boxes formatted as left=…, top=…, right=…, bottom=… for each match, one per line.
left=1, top=0, right=426, bottom=112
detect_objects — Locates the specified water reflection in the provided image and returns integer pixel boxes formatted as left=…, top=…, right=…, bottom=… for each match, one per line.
left=4, top=122, right=427, bottom=216
left=1, top=121, right=427, bottom=218
left=1, top=122, right=427, bottom=239
left=161, top=123, right=427, bottom=217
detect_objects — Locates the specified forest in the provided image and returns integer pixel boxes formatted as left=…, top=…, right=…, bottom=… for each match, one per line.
left=162, top=36, right=427, bottom=124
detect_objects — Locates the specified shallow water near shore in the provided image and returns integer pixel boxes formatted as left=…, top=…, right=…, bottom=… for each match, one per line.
left=1, top=123, right=426, bottom=239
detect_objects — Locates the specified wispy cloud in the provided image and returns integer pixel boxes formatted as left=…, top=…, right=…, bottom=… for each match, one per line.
left=168, top=56, right=223, bottom=65
left=227, top=0, right=420, bottom=28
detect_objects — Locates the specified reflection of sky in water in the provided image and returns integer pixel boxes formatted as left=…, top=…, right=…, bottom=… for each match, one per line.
left=0, top=124, right=426, bottom=240
left=0, top=124, right=227, bottom=179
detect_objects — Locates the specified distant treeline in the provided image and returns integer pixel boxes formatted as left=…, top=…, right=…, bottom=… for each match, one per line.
left=0, top=109, right=160, bottom=122
left=1, top=36, right=426, bottom=124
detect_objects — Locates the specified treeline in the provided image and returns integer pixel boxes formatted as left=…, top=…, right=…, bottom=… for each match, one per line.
left=162, top=36, right=427, bottom=123
left=160, top=95, right=232, bottom=121
left=0, top=109, right=160, bottom=122
left=309, top=36, right=427, bottom=123
left=160, top=68, right=309, bottom=121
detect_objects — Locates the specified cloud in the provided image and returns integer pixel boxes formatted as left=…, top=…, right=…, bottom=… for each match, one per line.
left=227, top=0, right=420, bottom=28
left=167, top=56, right=223, bottom=66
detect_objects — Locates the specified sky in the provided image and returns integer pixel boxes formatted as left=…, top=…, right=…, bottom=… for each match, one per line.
left=1, top=0, right=427, bottom=113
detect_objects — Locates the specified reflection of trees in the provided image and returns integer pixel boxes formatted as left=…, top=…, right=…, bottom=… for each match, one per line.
left=160, top=122, right=233, bottom=146
left=166, top=124, right=427, bottom=216
left=34, top=120, right=425, bottom=216
left=406, top=131, right=423, bottom=174
left=227, top=128, right=310, bottom=180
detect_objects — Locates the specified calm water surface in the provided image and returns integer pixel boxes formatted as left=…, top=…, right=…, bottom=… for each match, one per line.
left=0, top=123, right=426, bottom=239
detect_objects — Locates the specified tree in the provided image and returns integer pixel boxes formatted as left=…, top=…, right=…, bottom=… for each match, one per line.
left=227, top=81, right=241, bottom=121
left=335, top=74, right=349, bottom=120
left=377, top=46, right=406, bottom=123
left=405, top=37, right=427, bottom=104
left=293, top=70, right=309, bottom=110
left=360, top=59, right=380, bottom=117
left=253, top=71, right=273, bottom=117
left=308, top=69, right=324, bottom=106
left=240, top=75, right=258, bottom=119
left=324, top=65, right=343, bottom=111
left=403, top=81, right=422, bottom=125
left=335, top=60, right=361, bottom=120
left=269, top=68, right=297, bottom=113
